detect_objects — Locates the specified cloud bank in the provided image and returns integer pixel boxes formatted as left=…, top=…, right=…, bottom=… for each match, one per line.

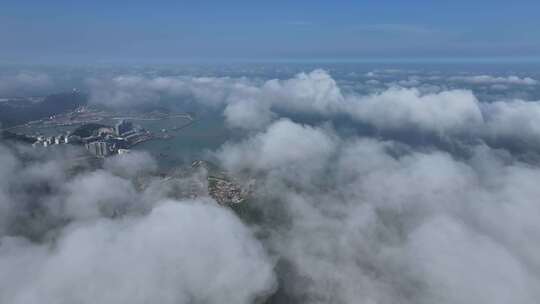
left=450, top=75, right=539, bottom=85
left=215, top=119, right=540, bottom=303
left=0, top=146, right=275, bottom=304
left=88, top=70, right=540, bottom=151
left=3, top=66, right=540, bottom=303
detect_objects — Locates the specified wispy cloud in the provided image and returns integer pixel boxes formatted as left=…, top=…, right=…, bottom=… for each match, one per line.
left=354, top=23, right=439, bottom=35
left=285, top=21, right=314, bottom=26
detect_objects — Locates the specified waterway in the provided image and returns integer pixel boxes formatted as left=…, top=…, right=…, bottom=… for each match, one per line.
left=132, top=113, right=238, bottom=168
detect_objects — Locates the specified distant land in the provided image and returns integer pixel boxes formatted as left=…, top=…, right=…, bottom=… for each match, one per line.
left=0, top=90, right=87, bottom=127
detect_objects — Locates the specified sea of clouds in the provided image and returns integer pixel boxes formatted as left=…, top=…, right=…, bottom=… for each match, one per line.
left=1, top=66, right=540, bottom=303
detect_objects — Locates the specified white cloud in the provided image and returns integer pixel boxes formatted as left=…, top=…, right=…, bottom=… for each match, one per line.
left=87, top=75, right=245, bottom=107
left=88, top=70, right=540, bottom=150
left=0, top=201, right=275, bottom=304
left=404, top=216, right=537, bottom=304
left=346, top=87, right=484, bottom=135
left=0, top=72, right=53, bottom=96
left=103, top=151, right=157, bottom=178
left=481, top=100, right=540, bottom=148
left=223, top=98, right=274, bottom=130
left=213, top=120, right=540, bottom=303
left=451, top=75, right=538, bottom=85
left=0, top=145, right=275, bottom=304
left=62, top=170, right=139, bottom=220
left=217, top=119, right=336, bottom=178
left=5, top=62, right=540, bottom=303
left=355, top=24, right=438, bottom=35
left=260, top=69, right=344, bottom=114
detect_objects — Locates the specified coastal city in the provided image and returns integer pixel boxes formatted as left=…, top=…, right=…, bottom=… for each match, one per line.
left=3, top=103, right=195, bottom=157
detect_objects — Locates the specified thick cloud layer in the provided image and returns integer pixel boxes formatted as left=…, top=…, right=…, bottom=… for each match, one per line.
left=3, top=66, right=540, bottom=303
left=346, top=87, right=484, bottom=134
left=0, top=146, right=275, bottom=304
left=215, top=120, right=540, bottom=303
left=481, top=99, right=540, bottom=149
left=0, top=201, right=274, bottom=304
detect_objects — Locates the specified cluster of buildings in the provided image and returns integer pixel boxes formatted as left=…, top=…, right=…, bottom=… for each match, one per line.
left=83, top=120, right=151, bottom=157
left=207, top=176, right=252, bottom=204
left=191, top=160, right=251, bottom=204
left=32, top=120, right=151, bottom=158
left=32, top=134, right=70, bottom=147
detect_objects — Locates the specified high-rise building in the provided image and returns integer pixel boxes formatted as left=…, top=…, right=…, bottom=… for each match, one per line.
left=115, top=120, right=134, bottom=136
left=86, top=141, right=110, bottom=157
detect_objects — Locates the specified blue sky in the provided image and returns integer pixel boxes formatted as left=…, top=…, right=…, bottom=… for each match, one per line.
left=1, top=0, right=540, bottom=63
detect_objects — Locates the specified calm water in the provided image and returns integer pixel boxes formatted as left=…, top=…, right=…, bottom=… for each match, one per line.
left=133, top=113, right=237, bottom=168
